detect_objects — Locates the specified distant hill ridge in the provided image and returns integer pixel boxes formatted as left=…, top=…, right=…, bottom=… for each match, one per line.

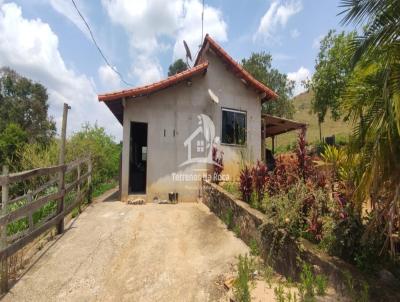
left=269, top=90, right=351, bottom=150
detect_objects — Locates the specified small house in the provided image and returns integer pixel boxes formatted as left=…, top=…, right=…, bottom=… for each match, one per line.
left=98, top=34, right=305, bottom=202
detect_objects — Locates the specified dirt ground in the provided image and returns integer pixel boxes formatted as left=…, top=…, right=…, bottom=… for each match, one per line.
left=2, top=192, right=249, bottom=302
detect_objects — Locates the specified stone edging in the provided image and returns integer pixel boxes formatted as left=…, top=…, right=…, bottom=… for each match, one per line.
left=201, top=180, right=400, bottom=301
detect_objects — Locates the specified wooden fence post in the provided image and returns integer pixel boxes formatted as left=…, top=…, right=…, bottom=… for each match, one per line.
left=1, top=165, right=9, bottom=293
left=27, top=190, right=33, bottom=231
left=88, top=158, right=92, bottom=203
left=57, top=103, right=70, bottom=234
left=77, top=164, right=81, bottom=213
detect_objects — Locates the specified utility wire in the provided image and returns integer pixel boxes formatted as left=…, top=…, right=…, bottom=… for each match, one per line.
left=71, top=0, right=134, bottom=87
left=200, top=0, right=205, bottom=48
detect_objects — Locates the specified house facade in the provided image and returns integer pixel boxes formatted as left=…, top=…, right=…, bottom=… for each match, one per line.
left=98, top=35, right=303, bottom=202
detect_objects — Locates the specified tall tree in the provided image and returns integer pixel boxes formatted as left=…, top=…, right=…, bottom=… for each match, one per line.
left=340, top=0, right=400, bottom=257
left=0, top=67, right=56, bottom=144
left=168, top=59, right=188, bottom=76
left=306, top=30, right=356, bottom=140
left=242, top=52, right=295, bottom=118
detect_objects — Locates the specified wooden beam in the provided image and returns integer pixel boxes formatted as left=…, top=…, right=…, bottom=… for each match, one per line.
left=1, top=166, right=9, bottom=293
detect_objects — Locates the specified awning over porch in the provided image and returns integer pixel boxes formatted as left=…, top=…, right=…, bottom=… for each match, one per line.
left=261, top=113, right=306, bottom=138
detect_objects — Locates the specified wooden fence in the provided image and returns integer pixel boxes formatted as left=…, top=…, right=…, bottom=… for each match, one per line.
left=0, top=157, right=92, bottom=292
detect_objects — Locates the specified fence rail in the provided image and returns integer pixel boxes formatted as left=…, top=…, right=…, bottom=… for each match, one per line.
left=0, top=156, right=92, bottom=292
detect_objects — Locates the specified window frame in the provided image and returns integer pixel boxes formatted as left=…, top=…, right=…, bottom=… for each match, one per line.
left=221, top=107, right=247, bottom=146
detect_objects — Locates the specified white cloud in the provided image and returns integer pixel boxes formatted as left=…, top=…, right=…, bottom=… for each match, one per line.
left=131, top=56, right=163, bottom=85
left=0, top=2, right=121, bottom=139
left=47, top=0, right=90, bottom=39
left=172, top=0, right=228, bottom=60
left=101, top=0, right=181, bottom=53
left=101, top=0, right=227, bottom=84
left=312, top=34, right=324, bottom=49
left=287, top=66, right=310, bottom=96
left=291, top=28, right=300, bottom=38
left=98, top=65, right=121, bottom=91
left=255, top=0, right=302, bottom=41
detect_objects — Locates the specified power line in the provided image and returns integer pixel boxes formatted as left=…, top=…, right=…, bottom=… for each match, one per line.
left=71, top=0, right=134, bottom=87
left=199, top=0, right=205, bottom=50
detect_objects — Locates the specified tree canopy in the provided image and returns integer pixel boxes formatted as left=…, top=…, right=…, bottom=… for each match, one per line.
left=307, top=30, right=356, bottom=124
left=0, top=67, right=56, bottom=144
left=0, top=67, right=56, bottom=166
left=167, top=59, right=188, bottom=76
left=242, top=52, right=295, bottom=118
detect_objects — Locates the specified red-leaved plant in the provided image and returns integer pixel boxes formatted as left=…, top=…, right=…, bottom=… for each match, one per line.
left=212, top=146, right=224, bottom=184
left=252, top=160, right=268, bottom=203
left=239, top=165, right=253, bottom=203
left=296, top=127, right=316, bottom=181
left=267, top=154, right=299, bottom=195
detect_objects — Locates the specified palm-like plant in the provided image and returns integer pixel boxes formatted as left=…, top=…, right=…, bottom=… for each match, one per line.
left=340, top=0, right=400, bottom=257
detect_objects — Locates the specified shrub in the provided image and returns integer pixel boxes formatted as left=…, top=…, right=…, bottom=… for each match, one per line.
left=239, top=165, right=253, bottom=203
left=212, top=146, right=224, bottom=184
left=221, top=181, right=240, bottom=199
left=251, top=160, right=268, bottom=204
left=267, top=154, right=299, bottom=195
left=296, top=127, right=307, bottom=180
left=67, top=123, right=120, bottom=187
left=262, top=182, right=309, bottom=238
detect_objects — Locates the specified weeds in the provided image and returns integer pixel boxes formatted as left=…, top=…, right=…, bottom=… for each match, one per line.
left=263, top=265, right=274, bottom=288
left=314, top=274, right=328, bottom=296
left=249, top=238, right=260, bottom=256
left=274, top=281, right=298, bottom=302
left=233, top=254, right=253, bottom=302
left=297, top=263, right=328, bottom=301
left=342, top=270, right=369, bottom=302
left=223, top=208, right=233, bottom=229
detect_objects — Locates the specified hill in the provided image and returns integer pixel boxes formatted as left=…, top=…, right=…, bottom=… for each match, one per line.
left=267, top=90, right=352, bottom=151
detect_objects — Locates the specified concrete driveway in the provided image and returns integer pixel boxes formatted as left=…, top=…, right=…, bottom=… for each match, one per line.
left=3, top=193, right=248, bottom=302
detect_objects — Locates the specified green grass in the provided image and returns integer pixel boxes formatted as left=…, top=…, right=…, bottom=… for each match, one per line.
left=92, top=180, right=117, bottom=198
left=267, top=90, right=352, bottom=151
left=6, top=179, right=117, bottom=237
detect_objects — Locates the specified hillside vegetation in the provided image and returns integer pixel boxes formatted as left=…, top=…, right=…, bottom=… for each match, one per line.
left=269, top=90, right=352, bottom=151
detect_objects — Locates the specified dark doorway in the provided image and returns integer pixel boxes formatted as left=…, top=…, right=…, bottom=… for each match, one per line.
left=129, top=122, right=148, bottom=194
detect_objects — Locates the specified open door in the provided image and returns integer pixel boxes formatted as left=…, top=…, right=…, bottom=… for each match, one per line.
left=129, top=122, right=148, bottom=194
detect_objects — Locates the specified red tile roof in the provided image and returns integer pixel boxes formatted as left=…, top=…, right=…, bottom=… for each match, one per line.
left=98, top=61, right=209, bottom=102
left=195, top=34, right=278, bottom=101
left=98, top=34, right=278, bottom=103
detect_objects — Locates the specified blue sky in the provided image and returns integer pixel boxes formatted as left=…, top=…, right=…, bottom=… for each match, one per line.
left=0, top=0, right=351, bottom=140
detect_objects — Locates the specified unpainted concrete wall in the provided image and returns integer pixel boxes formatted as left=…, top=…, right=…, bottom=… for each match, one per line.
left=121, top=50, right=262, bottom=202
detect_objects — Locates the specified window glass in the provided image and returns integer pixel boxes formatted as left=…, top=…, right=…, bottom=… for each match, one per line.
left=222, top=109, right=246, bottom=145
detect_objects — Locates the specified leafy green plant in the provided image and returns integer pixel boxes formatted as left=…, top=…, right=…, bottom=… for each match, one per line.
left=274, top=282, right=286, bottom=302
left=274, top=281, right=298, bottom=302
left=249, top=238, right=260, bottom=256
left=314, top=275, right=328, bottom=296
left=233, top=254, right=253, bottom=302
left=297, top=263, right=328, bottom=301
left=223, top=208, right=233, bottom=229
left=222, top=181, right=240, bottom=199
left=298, top=264, right=315, bottom=301
left=233, top=224, right=241, bottom=237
